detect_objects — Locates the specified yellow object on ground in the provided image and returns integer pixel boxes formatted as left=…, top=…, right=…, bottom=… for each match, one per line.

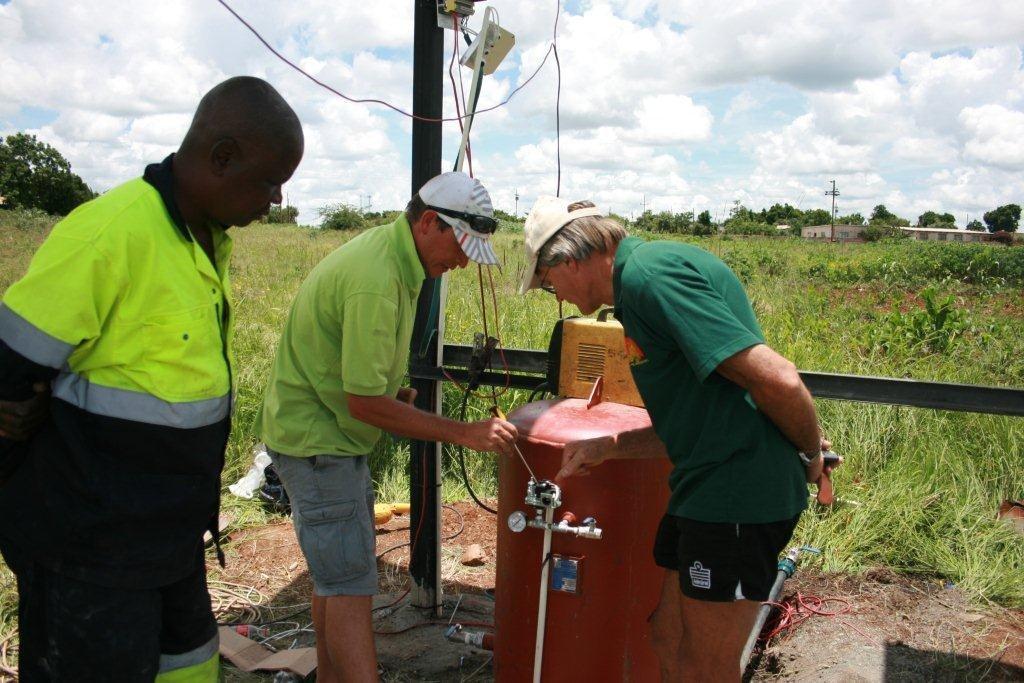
left=374, top=505, right=393, bottom=526
left=374, top=503, right=411, bottom=525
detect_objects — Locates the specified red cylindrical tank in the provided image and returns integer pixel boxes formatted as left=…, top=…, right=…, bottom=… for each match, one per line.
left=495, top=398, right=672, bottom=682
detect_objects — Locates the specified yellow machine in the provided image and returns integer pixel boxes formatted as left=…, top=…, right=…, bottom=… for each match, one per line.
left=554, top=314, right=644, bottom=408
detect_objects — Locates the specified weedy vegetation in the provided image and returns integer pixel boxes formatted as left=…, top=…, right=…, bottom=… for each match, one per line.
left=0, top=209, right=1021, bottom=656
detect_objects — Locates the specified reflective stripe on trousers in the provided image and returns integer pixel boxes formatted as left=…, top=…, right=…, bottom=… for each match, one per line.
left=155, top=633, right=219, bottom=682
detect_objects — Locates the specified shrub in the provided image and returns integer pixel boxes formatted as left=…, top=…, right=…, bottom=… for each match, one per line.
left=318, top=204, right=366, bottom=231
left=0, top=206, right=58, bottom=231
left=264, top=205, right=299, bottom=224
left=722, top=220, right=776, bottom=236
left=863, top=224, right=905, bottom=242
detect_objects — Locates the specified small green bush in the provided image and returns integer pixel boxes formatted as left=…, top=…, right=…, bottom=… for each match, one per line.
left=318, top=203, right=366, bottom=231
left=0, top=206, right=58, bottom=231
left=264, top=205, right=298, bottom=224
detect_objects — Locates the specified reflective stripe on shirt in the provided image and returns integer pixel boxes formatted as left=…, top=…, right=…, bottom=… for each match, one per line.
left=0, top=304, right=74, bottom=369
left=53, top=370, right=230, bottom=429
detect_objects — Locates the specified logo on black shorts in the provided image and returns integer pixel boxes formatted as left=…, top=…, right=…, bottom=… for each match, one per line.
left=689, top=561, right=711, bottom=589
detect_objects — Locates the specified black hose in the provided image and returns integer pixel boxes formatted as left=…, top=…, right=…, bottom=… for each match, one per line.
left=375, top=503, right=466, bottom=561
left=527, top=380, right=550, bottom=403
left=457, top=389, right=497, bottom=514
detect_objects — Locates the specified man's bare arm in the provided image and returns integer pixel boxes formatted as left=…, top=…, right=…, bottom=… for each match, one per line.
left=716, top=343, right=826, bottom=481
left=556, top=427, right=667, bottom=482
left=347, top=393, right=518, bottom=457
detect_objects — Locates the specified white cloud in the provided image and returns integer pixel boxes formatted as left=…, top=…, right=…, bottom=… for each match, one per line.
left=809, top=75, right=906, bottom=145
left=1, top=0, right=1023, bottom=226
left=749, top=114, right=874, bottom=175
left=128, top=114, right=192, bottom=146
left=723, top=91, right=758, bottom=123
left=960, top=104, right=1024, bottom=170
left=889, top=136, right=959, bottom=166
left=627, top=94, right=713, bottom=146
left=901, top=47, right=1024, bottom=135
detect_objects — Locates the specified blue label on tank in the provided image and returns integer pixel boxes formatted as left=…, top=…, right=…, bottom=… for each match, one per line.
left=550, top=555, right=580, bottom=594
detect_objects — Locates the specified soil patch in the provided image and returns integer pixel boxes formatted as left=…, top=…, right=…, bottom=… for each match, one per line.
left=210, top=503, right=1023, bottom=682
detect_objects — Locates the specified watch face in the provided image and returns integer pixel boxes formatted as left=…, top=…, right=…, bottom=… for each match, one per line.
left=508, top=511, right=528, bottom=533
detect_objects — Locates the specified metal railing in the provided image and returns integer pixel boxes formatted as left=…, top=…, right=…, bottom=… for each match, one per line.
left=410, top=345, right=1024, bottom=417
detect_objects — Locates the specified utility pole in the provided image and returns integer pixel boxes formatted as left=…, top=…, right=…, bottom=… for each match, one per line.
left=514, top=188, right=519, bottom=217
left=408, top=0, right=444, bottom=613
left=825, top=180, right=840, bottom=242
left=642, top=194, right=647, bottom=214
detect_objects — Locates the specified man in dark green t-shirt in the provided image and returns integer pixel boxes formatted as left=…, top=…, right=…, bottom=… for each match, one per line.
left=518, top=196, right=834, bottom=682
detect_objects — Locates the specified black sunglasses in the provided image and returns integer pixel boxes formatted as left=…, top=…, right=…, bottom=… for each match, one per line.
left=426, top=205, right=499, bottom=234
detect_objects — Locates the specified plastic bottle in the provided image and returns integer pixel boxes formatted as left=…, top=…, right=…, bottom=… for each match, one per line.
left=229, top=445, right=272, bottom=499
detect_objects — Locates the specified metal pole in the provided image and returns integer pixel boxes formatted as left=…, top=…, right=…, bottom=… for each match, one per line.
left=739, top=568, right=787, bottom=671
left=826, top=180, right=839, bottom=242
left=409, top=0, right=444, bottom=612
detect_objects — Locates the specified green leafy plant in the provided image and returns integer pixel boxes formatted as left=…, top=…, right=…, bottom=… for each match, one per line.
left=871, top=287, right=970, bottom=353
left=318, top=203, right=366, bottom=231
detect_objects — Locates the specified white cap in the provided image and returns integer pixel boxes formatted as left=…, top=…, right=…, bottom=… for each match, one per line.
left=518, top=196, right=603, bottom=294
left=418, top=172, right=499, bottom=266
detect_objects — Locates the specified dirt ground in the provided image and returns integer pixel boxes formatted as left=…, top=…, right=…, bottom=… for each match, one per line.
left=211, top=502, right=1024, bottom=682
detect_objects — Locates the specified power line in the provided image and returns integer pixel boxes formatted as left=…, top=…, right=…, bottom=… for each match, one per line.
left=215, top=0, right=560, bottom=125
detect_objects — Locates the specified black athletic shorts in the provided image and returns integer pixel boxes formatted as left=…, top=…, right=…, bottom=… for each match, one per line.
left=1, top=540, right=217, bottom=682
left=652, top=514, right=801, bottom=602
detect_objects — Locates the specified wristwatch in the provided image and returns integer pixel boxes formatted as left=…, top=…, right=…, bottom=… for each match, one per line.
left=797, top=450, right=821, bottom=466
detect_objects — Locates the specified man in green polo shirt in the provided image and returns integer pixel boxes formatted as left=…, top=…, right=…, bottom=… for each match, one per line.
left=519, top=197, right=833, bottom=682
left=259, top=171, right=517, bottom=682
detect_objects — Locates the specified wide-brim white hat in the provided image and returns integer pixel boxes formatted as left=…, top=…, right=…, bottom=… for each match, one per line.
left=518, top=196, right=603, bottom=294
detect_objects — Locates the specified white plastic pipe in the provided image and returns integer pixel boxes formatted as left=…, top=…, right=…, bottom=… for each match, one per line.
left=454, top=8, right=492, bottom=172
left=533, top=507, right=554, bottom=683
left=432, top=7, right=492, bottom=618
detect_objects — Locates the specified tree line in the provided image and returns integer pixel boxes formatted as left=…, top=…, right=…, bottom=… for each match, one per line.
left=631, top=201, right=1020, bottom=237
left=0, top=133, right=96, bottom=216
left=2, top=133, right=1020, bottom=236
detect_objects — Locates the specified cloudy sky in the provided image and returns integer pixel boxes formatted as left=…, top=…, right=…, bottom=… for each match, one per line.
left=2, top=0, right=1023, bottom=226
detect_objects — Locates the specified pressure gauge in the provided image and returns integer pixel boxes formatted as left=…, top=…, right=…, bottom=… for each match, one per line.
left=507, top=511, right=528, bottom=533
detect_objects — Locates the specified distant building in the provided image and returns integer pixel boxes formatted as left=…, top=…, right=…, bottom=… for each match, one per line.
left=800, top=225, right=864, bottom=242
left=801, top=224, right=993, bottom=244
left=900, top=226, right=987, bottom=243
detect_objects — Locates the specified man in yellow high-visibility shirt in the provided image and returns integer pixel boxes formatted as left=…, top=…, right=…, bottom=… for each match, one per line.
left=0, top=76, right=303, bottom=681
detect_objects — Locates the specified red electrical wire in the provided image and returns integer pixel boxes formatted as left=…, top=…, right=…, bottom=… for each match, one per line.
left=447, top=15, right=474, bottom=177
left=215, top=0, right=560, bottom=125
left=451, top=19, right=475, bottom=176
left=760, top=592, right=850, bottom=641
left=375, top=619, right=493, bottom=636
left=758, top=590, right=885, bottom=650
left=552, top=0, right=562, bottom=197
left=485, top=264, right=512, bottom=397
left=371, top=447, right=431, bottom=615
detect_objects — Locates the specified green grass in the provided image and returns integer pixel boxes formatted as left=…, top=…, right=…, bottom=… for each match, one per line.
left=0, top=211, right=1022, bottom=654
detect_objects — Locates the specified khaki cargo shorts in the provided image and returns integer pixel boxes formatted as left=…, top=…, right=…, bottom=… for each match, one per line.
left=267, top=450, right=377, bottom=596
